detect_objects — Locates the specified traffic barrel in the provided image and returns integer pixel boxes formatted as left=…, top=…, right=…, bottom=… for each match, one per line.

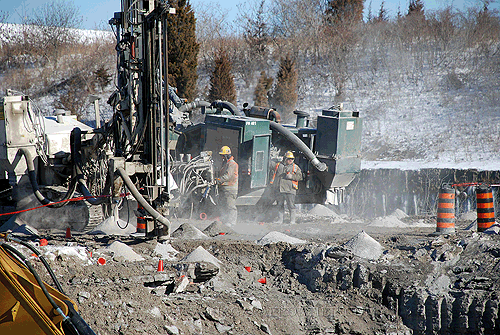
left=436, top=186, right=455, bottom=234
left=477, top=185, right=495, bottom=232
left=136, top=204, right=146, bottom=234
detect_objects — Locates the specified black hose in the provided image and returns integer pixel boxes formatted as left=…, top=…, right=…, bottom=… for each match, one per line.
left=18, top=148, right=78, bottom=208
left=178, top=100, right=211, bottom=113
left=269, top=121, right=328, bottom=172
left=7, top=236, right=65, bottom=293
left=71, top=128, right=108, bottom=205
left=211, top=100, right=244, bottom=116
left=117, top=167, right=170, bottom=236
left=63, top=300, right=97, bottom=335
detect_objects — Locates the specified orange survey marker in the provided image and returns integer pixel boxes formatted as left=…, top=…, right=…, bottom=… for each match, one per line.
left=157, top=260, right=164, bottom=272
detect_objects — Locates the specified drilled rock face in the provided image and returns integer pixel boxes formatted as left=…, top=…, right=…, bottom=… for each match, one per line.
left=339, top=168, right=500, bottom=219
left=284, top=232, right=500, bottom=334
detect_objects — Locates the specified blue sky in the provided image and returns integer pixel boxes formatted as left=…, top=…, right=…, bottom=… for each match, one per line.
left=0, top=0, right=496, bottom=30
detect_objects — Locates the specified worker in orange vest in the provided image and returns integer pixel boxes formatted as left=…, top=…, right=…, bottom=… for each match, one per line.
left=270, top=151, right=302, bottom=224
left=216, top=146, right=238, bottom=226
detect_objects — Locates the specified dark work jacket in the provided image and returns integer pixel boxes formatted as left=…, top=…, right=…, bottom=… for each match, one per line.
left=218, top=156, right=238, bottom=193
left=270, top=161, right=302, bottom=195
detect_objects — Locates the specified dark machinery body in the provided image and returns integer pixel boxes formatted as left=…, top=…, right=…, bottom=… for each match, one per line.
left=175, top=107, right=363, bottom=210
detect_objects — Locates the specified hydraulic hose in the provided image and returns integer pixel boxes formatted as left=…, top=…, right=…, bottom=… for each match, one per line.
left=178, top=100, right=211, bottom=113
left=18, top=148, right=78, bottom=208
left=211, top=100, right=244, bottom=116
left=269, top=121, right=328, bottom=172
left=117, top=167, right=171, bottom=236
left=71, top=128, right=108, bottom=205
left=7, top=235, right=64, bottom=293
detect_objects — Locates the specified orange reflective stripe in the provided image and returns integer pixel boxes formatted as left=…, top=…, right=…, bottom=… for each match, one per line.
left=477, top=193, right=493, bottom=199
left=438, top=203, right=454, bottom=208
left=478, top=212, right=495, bottom=218
left=292, top=164, right=298, bottom=189
left=477, top=203, right=494, bottom=208
left=270, top=163, right=280, bottom=184
left=439, top=193, right=455, bottom=199
left=228, top=159, right=238, bottom=186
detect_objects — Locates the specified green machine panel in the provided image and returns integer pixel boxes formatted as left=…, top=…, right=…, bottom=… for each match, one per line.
left=314, top=111, right=362, bottom=190
left=203, top=115, right=271, bottom=192
left=250, top=134, right=270, bottom=188
left=316, top=113, right=362, bottom=163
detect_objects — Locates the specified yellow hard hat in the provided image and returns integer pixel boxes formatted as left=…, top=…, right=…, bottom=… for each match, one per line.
left=219, top=146, right=231, bottom=155
left=285, top=151, right=294, bottom=159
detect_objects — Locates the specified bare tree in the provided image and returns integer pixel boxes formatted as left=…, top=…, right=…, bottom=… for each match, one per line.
left=238, top=0, right=271, bottom=71
left=195, top=3, right=234, bottom=61
left=25, top=0, right=82, bottom=65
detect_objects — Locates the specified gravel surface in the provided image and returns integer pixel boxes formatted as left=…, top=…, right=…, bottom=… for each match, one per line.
left=6, top=210, right=500, bottom=335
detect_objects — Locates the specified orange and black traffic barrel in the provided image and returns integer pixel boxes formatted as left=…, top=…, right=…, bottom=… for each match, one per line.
left=476, top=185, right=495, bottom=232
left=136, top=204, right=146, bottom=234
left=436, top=186, right=455, bottom=234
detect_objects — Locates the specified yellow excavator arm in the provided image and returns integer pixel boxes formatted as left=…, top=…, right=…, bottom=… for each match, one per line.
left=0, top=234, right=95, bottom=335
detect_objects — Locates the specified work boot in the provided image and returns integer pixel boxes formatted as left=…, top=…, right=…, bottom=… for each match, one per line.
left=227, top=209, right=238, bottom=226
left=290, top=210, right=296, bottom=225
left=275, top=211, right=284, bottom=224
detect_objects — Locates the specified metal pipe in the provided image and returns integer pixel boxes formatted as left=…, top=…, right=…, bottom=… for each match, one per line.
left=18, top=148, right=77, bottom=208
left=159, top=19, right=165, bottom=187
left=211, top=100, right=244, bottom=116
left=163, top=14, right=170, bottom=194
left=117, top=167, right=170, bottom=236
left=269, top=121, right=327, bottom=172
left=178, top=100, right=211, bottom=113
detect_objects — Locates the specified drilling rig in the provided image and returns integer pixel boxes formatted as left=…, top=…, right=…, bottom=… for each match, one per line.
left=0, top=0, right=362, bottom=237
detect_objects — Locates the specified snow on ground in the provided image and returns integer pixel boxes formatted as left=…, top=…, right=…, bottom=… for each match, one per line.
left=362, top=159, right=500, bottom=171
left=0, top=23, right=113, bottom=45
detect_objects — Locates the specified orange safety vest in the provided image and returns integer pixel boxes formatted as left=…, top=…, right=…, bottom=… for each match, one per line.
left=270, top=162, right=298, bottom=189
left=219, top=157, right=238, bottom=186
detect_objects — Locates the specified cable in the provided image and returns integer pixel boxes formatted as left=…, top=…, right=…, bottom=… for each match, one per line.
left=4, top=234, right=64, bottom=293
left=0, top=194, right=109, bottom=218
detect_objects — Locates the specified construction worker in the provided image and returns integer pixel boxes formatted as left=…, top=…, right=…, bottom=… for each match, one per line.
left=216, top=146, right=238, bottom=226
left=270, top=151, right=302, bottom=224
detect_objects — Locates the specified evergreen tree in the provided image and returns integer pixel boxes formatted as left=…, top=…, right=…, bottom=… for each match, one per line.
left=270, top=56, right=298, bottom=117
left=325, top=0, right=364, bottom=26
left=367, top=1, right=374, bottom=22
left=168, top=0, right=199, bottom=101
left=254, top=71, right=273, bottom=107
left=407, top=0, right=424, bottom=17
left=208, top=49, right=237, bottom=105
left=377, top=1, right=389, bottom=22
